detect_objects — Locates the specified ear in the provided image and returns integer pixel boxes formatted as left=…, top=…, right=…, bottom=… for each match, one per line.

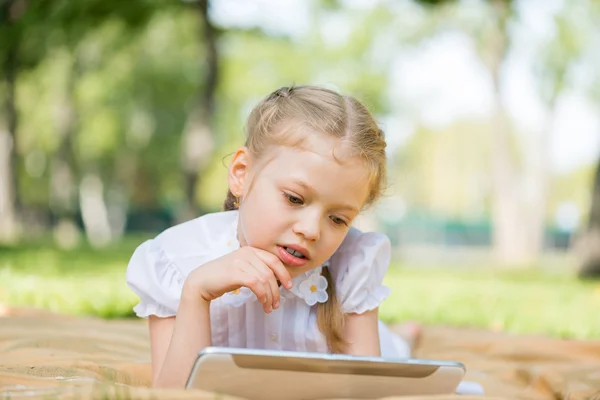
left=228, top=147, right=251, bottom=198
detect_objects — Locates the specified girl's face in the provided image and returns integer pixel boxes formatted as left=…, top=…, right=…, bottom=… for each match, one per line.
left=229, top=135, right=371, bottom=278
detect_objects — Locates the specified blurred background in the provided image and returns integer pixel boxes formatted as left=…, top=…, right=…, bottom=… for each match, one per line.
left=1, top=0, right=599, bottom=339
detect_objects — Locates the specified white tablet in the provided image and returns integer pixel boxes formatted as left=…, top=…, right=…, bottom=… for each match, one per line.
left=185, top=347, right=466, bottom=400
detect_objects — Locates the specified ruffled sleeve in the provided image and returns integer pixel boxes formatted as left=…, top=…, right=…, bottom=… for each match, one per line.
left=125, top=239, right=186, bottom=318
left=330, top=229, right=392, bottom=315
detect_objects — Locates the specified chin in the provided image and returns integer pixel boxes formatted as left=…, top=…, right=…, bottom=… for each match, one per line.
left=286, top=264, right=314, bottom=279
left=287, top=267, right=303, bottom=279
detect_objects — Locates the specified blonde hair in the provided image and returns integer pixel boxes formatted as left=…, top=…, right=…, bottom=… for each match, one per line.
left=223, top=85, right=387, bottom=353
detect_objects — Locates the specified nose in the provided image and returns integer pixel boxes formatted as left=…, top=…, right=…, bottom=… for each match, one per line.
left=292, top=211, right=321, bottom=241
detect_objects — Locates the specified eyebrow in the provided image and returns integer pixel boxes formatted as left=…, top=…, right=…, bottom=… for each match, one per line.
left=291, top=179, right=360, bottom=213
left=293, top=179, right=314, bottom=192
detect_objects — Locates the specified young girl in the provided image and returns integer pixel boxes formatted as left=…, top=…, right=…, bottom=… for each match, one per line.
left=126, top=85, right=418, bottom=388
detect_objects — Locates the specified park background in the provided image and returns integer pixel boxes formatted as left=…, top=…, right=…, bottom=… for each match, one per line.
left=1, top=0, right=600, bottom=341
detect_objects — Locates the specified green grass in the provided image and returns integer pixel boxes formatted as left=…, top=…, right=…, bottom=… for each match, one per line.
left=380, top=266, right=600, bottom=339
left=1, top=238, right=599, bottom=340
left=0, top=236, right=149, bottom=318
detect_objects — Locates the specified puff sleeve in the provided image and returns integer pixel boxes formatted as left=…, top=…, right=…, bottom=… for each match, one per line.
left=125, top=239, right=186, bottom=318
left=330, top=230, right=392, bottom=315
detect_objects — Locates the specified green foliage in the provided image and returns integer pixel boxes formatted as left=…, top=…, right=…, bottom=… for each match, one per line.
left=413, top=0, right=458, bottom=7
left=14, top=5, right=205, bottom=212
left=9, top=0, right=402, bottom=215
left=549, top=164, right=596, bottom=227
left=393, top=119, right=494, bottom=219
left=0, top=0, right=170, bottom=70
left=198, top=3, right=401, bottom=210
left=533, top=0, right=595, bottom=106
left=3, top=0, right=600, bottom=254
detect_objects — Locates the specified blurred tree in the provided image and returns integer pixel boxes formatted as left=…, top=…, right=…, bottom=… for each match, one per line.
left=527, top=0, right=592, bottom=261
left=63, top=6, right=201, bottom=245
left=178, top=0, right=218, bottom=222
left=198, top=0, right=397, bottom=211
left=412, top=0, right=592, bottom=265
left=0, top=0, right=165, bottom=244
left=575, top=0, right=600, bottom=277
left=484, top=0, right=529, bottom=265
left=0, top=0, right=22, bottom=243
left=413, top=0, right=525, bottom=264
left=394, top=119, right=492, bottom=220
left=579, top=161, right=600, bottom=277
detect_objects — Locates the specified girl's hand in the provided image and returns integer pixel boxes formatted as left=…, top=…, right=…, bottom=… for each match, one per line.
left=183, top=247, right=293, bottom=313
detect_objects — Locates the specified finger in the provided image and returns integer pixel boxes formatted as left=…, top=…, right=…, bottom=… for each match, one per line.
left=233, top=258, right=269, bottom=304
left=267, top=272, right=280, bottom=310
left=253, top=249, right=293, bottom=290
left=239, top=272, right=267, bottom=304
left=246, top=258, right=276, bottom=313
left=248, top=256, right=280, bottom=310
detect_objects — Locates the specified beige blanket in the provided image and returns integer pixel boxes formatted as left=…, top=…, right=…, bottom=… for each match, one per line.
left=1, top=306, right=599, bottom=400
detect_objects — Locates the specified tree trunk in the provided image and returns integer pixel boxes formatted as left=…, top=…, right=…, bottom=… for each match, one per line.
left=50, top=57, right=80, bottom=211
left=0, top=126, right=17, bottom=243
left=79, top=173, right=112, bottom=248
left=0, top=1, right=20, bottom=243
left=521, top=86, right=562, bottom=263
left=50, top=56, right=80, bottom=244
left=521, top=118, right=552, bottom=259
left=179, top=0, right=218, bottom=222
left=490, top=100, right=530, bottom=264
left=577, top=157, right=600, bottom=278
left=488, top=0, right=531, bottom=265
left=490, top=0, right=572, bottom=266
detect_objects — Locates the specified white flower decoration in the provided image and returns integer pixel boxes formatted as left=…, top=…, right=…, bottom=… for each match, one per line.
left=298, top=273, right=328, bottom=306
left=221, top=287, right=255, bottom=307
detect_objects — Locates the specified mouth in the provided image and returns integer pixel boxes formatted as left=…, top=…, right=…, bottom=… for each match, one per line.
left=277, top=245, right=310, bottom=267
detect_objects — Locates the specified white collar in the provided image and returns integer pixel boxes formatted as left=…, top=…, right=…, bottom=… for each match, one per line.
left=221, top=264, right=329, bottom=308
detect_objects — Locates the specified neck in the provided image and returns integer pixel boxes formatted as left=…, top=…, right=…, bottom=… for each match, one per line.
left=235, top=211, right=247, bottom=247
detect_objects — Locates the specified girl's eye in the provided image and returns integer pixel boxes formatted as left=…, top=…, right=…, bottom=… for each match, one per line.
left=284, top=193, right=303, bottom=205
left=330, top=216, right=348, bottom=226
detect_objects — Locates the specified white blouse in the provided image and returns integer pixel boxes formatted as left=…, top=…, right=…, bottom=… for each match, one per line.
left=126, top=210, right=408, bottom=357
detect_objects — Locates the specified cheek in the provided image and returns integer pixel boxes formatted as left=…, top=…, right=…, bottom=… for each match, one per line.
left=240, top=196, right=286, bottom=247
left=316, top=230, right=348, bottom=261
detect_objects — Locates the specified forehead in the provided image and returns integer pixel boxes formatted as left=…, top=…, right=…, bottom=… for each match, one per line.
left=259, top=135, right=371, bottom=207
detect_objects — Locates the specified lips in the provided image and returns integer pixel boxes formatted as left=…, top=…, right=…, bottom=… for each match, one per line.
left=283, top=244, right=310, bottom=259
left=277, top=245, right=309, bottom=267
